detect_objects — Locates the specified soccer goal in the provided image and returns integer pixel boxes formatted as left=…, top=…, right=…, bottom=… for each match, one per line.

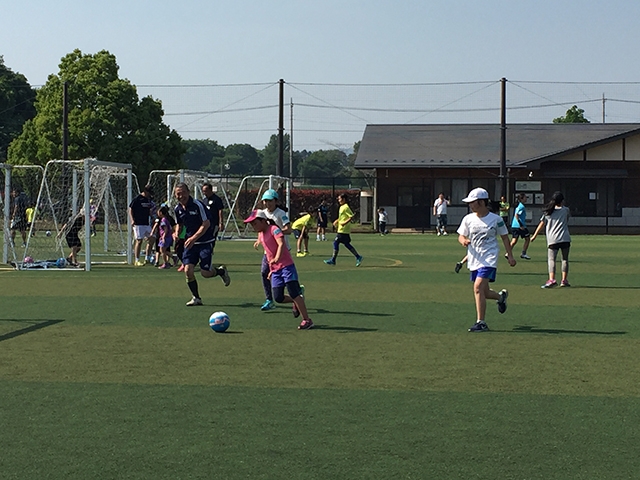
left=20, top=158, right=133, bottom=271
left=231, top=175, right=291, bottom=238
left=147, top=169, right=238, bottom=236
left=1, top=163, right=45, bottom=267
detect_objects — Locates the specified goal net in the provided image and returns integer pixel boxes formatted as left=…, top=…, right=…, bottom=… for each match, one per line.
left=1, top=164, right=45, bottom=267
left=147, top=169, right=237, bottom=236
left=19, top=159, right=133, bottom=271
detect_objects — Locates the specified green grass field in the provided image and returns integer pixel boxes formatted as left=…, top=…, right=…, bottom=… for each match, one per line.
left=1, top=234, right=639, bottom=479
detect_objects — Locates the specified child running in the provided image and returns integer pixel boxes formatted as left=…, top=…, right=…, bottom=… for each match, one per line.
left=531, top=191, right=572, bottom=288
left=457, top=188, right=516, bottom=332
left=245, top=209, right=313, bottom=330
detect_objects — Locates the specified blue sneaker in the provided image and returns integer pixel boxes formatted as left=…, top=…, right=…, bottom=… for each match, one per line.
left=355, top=255, right=363, bottom=267
left=468, top=321, right=489, bottom=332
left=261, top=299, right=276, bottom=311
left=497, top=289, right=508, bottom=314
left=324, top=258, right=336, bottom=265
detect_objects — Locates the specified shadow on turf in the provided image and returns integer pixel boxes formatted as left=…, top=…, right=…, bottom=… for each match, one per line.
left=228, top=303, right=393, bottom=319
left=312, top=325, right=378, bottom=333
left=503, top=325, right=626, bottom=335
left=0, top=319, right=64, bottom=342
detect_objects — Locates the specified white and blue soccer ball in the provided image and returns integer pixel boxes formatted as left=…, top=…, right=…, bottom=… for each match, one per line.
left=45, top=230, right=52, bottom=237
left=209, top=311, right=230, bottom=333
left=56, top=257, right=67, bottom=269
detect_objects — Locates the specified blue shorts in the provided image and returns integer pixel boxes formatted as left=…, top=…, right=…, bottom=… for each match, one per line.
left=270, top=264, right=299, bottom=288
left=183, top=242, right=213, bottom=271
left=470, top=267, right=497, bottom=283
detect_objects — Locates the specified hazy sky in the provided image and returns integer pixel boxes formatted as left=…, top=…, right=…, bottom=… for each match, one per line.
left=3, top=0, right=640, bottom=150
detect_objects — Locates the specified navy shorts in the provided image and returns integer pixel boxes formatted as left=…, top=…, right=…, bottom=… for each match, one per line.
left=470, top=267, right=497, bottom=283
left=183, top=242, right=213, bottom=271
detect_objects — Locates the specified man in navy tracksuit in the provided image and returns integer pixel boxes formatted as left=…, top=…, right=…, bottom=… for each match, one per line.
left=173, top=182, right=230, bottom=306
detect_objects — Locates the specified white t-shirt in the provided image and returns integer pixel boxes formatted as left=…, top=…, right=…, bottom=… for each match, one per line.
left=457, top=211, right=508, bottom=271
left=434, top=198, right=448, bottom=215
left=261, top=207, right=290, bottom=250
left=378, top=211, right=388, bottom=223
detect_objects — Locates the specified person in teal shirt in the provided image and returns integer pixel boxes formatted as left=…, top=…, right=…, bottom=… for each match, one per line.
left=509, top=193, right=531, bottom=260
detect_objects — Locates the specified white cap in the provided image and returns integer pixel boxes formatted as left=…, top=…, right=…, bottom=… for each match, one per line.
left=462, top=187, right=489, bottom=203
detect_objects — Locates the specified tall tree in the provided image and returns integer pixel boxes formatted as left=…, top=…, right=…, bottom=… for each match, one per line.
left=298, top=149, right=348, bottom=183
left=260, top=133, right=303, bottom=176
left=215, top=143, right=261, bottom=176
left=182, top=139, right=225, bottom=171
left=8, top=49, right=184, bottom=181
left=0, top=56, right=36, bottom=161
left=553, top=105, right=590, bottom=124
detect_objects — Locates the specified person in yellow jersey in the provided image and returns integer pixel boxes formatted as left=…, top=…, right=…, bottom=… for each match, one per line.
left=291, top=211, right=316, bottom=257
left=324, top=193, right=363, bottom=267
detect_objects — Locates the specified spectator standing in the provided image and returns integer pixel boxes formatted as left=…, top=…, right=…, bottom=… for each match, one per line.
left=201, top=183, right=225, bottom=239
left=10, top=187, right=29, bottom=247
left=129, top=185, right=156, bottom=266
left=156, top=205, right=174, bottom=269
left=377, top=207, right=388, bottom=235
left=316, top=200, right=328, bottom=241
left=433, top=193, right=449, bottom=236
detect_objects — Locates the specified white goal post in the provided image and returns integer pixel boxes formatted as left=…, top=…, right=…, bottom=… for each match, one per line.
left=19, top=158, right=133, bottom=271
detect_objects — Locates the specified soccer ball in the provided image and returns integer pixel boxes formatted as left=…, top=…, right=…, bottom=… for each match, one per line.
left=45, top=230, right=52, bottom=237
left=56, top=258, right=67, bottom=269
left=209, top=311, right=230, bottom=333
left=24, top=256, right=34, bottom=264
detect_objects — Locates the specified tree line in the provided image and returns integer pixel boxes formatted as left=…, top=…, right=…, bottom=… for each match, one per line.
left=1, top=49, right=586, bottom=183
left=0, top=50, right=360, bottom=184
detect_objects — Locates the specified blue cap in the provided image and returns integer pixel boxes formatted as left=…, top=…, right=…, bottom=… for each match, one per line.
left=261, top=189, right=278, bottom=201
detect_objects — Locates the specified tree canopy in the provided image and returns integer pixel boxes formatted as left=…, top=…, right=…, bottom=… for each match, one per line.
left=183, top=139, right=225, bottom=171
left=7, top=49, right=184, bottom=181
left=0, top=56, right=36, bottom=161
left=553, top=105, right=590, bottom=124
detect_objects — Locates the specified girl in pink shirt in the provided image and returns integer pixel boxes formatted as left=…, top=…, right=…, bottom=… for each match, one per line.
left=244, top=209, right=313, bottom=330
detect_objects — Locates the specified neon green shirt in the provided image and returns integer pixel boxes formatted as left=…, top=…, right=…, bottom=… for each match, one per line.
left=337, top=204, right=354, bottom=234
left=292, top=214, right=313, bottom=230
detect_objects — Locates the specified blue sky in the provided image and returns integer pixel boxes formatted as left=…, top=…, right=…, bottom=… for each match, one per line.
left=3, top=0, right=640, bottom=149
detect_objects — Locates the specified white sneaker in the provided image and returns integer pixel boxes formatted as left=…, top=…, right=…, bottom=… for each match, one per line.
left=186, top=297, right=203, bottom=306
left=443, top=231, right=448, bottom=236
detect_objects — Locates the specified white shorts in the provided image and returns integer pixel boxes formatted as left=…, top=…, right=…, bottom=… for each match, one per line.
left=133, top=225, right=153, bottom=240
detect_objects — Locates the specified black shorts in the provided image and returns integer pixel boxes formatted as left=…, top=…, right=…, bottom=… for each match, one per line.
left=317, top=220, right=328, bottom=228
left=549, top=242, right=571, bottom=250
left=66, top=233, right=82, bottom=248
left=512, top=227, right=530, bottom=239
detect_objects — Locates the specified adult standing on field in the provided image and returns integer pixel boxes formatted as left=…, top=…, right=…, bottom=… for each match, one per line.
left=201, top=182, right=225, bottom=239
left=433, top=192, right=449, bottom=236
left=173, top=183, right=230, bottom=306
left=10, top=187, right=29, bottom=247
left=129, top=184, right=156, bottom=266
left=316, top=199, right=329, bottom=241
left=324, top=193, right=363, bottom=267
left=509, top=193, right=531, bottom=260
left=531, top=191, right=572, bottom=288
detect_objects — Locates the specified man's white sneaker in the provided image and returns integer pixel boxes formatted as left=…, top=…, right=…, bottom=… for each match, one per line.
left=186, top=297, right=203, bottom=306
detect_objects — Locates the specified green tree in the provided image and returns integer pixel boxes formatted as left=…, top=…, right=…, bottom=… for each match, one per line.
left=183, top=139, right=225, bottom=171
left=260, top=133, right=302, bottom=176
left=0, top=56, right=36, bottom=161
left=214, top=143, right=261, bottom=176
left=553, top=105, right=590, bottom=124
left=8, top=49, right=184, bottom=181
left=298, top=149, right=348, bottom=183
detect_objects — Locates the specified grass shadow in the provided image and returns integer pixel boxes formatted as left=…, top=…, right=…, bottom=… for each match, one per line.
left=312, top=325, right=378, bottom=333
left=0, top=319, right=64, bottom=342
left=501, top=325, right=627, bottom=335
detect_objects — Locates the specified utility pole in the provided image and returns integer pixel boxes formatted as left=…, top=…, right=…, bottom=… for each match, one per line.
left=277, top=79, right=284, bottom=176
left=499, top=77, right=507, bottom=199
left=289, top=98, right=294, bottom=180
